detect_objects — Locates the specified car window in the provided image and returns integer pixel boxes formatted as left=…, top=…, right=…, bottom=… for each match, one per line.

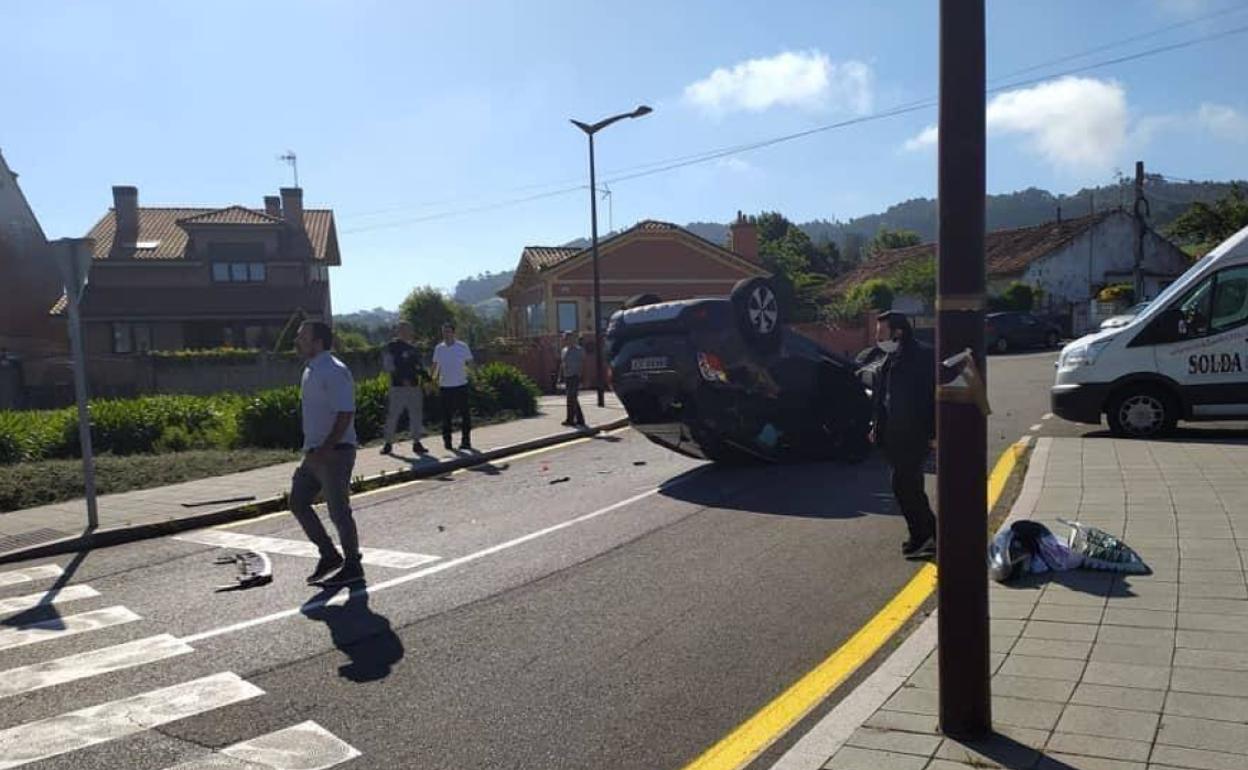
left=1210, top=266, right=1248, bottom=334
left=1176, top=276, right=1213, bottom=339
left=1020, top=315, right=1038, bottom=326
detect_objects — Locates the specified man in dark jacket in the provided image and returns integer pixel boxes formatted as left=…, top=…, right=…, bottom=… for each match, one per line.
left=872, top=311, right=937, bottom=559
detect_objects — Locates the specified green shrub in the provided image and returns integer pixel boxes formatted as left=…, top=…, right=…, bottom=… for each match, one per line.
left=1097, top=283, right=1135, bottom=304
left=154, top=425, right=193, bottom=453
left=473, top=362, right=539, bottom=416
left=847, top=279, right=895, bottom=312
left=237, top=386, right=302, bottom=449
left=353, top=374, right=390, bottom=443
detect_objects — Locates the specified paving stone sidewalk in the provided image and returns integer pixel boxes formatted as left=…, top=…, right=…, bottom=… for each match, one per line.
left=780, top=434, right=1248, bottom=770
left=0, top=393, right=625, bottom=560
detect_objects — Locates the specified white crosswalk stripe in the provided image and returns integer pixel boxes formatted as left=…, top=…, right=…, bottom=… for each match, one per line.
left=166, top=721, right=361, bottom=770
left=0, top=606, right=141, bottom=652
left=0, top=672, right=264, bottom=769
left=0, top=564, right=64, bottom=588
left=175, top=529, right=440, bottom=569
left=0, top=634, right=193, bottom=700
left=0, top=584, right=100, bottom=617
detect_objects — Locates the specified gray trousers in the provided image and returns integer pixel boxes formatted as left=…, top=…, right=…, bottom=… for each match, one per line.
left=383, top=386, right=424, bottom=443
left=290, top=446, right=361, bottom=565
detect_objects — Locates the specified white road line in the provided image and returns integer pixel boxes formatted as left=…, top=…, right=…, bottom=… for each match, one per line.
left=174, top=530, right=441, bottom=570
left=1029, top=423, right=1043, bottom=432
left=0, top=607, right=141, bottom=653
left=0, top=564, right=63, bottom=588
left=0, top=634, right=194, bottom=700
left=182, top=482, right=681, bottom=644
left=168, top=721, right=361, bottom=770
left=0, top=672, right=263, bottom=769
left=0, top=584, right=99, bottom=617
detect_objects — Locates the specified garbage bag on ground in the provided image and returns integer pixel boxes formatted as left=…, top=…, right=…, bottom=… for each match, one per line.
left=988, top=519, right=1148, bottom=583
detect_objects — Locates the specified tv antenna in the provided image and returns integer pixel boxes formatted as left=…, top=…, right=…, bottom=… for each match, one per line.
left=278, top=151, right=299, bottom=187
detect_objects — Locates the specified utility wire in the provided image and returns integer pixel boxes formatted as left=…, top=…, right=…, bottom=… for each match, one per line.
left=341, top=22, right=1248, bottom=235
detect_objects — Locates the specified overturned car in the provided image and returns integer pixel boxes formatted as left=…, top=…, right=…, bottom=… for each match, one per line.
left=607, top=278, right=873, bottom=464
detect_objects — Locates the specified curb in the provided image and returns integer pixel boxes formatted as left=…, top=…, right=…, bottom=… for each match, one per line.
left=0, top=417, right=631, bottom=566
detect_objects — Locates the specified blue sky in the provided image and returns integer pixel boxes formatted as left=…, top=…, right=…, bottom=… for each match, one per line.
left=4, top=0, right=1246, bottom=313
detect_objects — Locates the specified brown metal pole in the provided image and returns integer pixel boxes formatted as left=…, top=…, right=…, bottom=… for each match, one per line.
left=936, top=0, right=991, bottom=739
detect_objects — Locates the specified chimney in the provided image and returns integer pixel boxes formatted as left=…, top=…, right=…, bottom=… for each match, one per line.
left=112, top=185, right=139, bottom=246
left=264, top=195, right=282, bottom=218
left=728, top=210, right=759, bottom=264
left=280, top=187, right=304, bottom=231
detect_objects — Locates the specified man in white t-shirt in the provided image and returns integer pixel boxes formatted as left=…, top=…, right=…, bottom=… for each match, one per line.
left=432, top=322, right=475, bottom=450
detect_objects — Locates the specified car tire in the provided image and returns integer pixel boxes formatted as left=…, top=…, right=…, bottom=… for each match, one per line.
left=993, top=336, right=1009, bottom=354
left=1106, top=385, right=1178, bottom=439
left=730, top=277, right=782, bottom=352
left=623, top=293, right=662, bottom=309
left=1045, top=331, right=1060, bottom=349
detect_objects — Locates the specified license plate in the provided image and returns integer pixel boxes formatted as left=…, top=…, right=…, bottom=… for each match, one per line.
left=630, top=356, right=670, bottom=372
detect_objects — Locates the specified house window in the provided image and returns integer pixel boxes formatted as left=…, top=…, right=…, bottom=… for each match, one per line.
left=308, top=265, right=329, bottom=282
left=557, top=301, right=578, bottom=333
left=213, top=262, right=266, bottom=282
left=526, top=302, right=547, bottom=334
left=112, top=322, right=152, bottom=354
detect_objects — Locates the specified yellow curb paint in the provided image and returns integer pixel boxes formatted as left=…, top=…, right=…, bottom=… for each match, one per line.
left=214, top=428, right=628, bottom=530
left=679, top=436, right=1030, bottom=770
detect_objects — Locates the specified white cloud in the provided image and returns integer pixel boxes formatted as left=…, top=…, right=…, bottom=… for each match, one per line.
left=1197, top=103, right=1248, bottom=142
left=715, top=157, right=754, bottom=173
left=901, top=76, right=1127, bottom=172
left=684, top=51, right=873, bottom=116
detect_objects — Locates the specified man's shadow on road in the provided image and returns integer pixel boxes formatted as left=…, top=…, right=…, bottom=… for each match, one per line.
left=301, top=587, right=405, bottom=683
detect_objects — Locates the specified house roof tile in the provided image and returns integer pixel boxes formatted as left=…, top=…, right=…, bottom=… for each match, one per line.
left=84, top=207, right=338, bottom=262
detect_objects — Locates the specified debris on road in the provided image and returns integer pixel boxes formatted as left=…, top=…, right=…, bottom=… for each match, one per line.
left=213, top=550, right=273, bottom=591
left=181, top=495, right=256, bottom=508
left=633, top=461, right=647, bottom=466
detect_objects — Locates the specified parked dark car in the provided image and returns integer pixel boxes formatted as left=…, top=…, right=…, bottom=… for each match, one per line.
left=607, top=278, right=873, bottom=464
left=985, top=311, right=1062, bottom=353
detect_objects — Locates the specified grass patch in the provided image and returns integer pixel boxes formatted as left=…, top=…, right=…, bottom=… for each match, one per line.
left=0, top=449, right=299, bottom=512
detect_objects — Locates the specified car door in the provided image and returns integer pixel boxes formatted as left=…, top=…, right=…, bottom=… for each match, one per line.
left=1017, top=314, right=1043, bottom=347
left=1147, top=265, right=1248, bottom=418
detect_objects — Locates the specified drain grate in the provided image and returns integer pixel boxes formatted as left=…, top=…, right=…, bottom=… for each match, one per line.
left=0, top=528, right=70, bottom=553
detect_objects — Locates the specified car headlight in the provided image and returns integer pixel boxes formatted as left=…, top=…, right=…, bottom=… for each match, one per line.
left=1060, top=338, right=1112, bottom=369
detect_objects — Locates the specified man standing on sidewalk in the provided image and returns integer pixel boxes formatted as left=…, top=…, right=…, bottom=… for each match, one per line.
left=872, top=311, right=937, bottom=560
left=560, top=331, right=587, bottom=427
left=290, top=321, right=365, bottom=587
left=432, top=322, right=474, bottom=451
left=381, top=321, right=428, bottom=455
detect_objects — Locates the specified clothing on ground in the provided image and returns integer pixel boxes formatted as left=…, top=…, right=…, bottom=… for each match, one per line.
left=300, top=351, right=357, bottom=452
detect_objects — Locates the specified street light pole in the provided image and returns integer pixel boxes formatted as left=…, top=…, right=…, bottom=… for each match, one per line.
left=571, top=105, right=652, bottom=408
left=936, top=0, right=990, bottom=739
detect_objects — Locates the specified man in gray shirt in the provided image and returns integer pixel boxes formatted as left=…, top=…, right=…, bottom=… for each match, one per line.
left=290, top=321, right=365, bottom=587
left=560, top=331, right=586, bottom=427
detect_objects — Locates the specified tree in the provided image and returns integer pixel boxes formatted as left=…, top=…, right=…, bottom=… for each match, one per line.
left=1000, top=282, right=1035, bottom=312
left=848, top=279, right=895, bottom=312
left=867, top=227, right=922, bottom=256
left=334, top=327, right=372, bottom=351
left=399, top=286, right=457, bottom=344
left=451, top=302, right=504, bottom=347
left=1166, top=185, right=1248, bottom=256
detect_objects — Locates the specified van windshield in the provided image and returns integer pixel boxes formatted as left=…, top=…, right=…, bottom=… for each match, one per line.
left=1148, top=249, right=1220, bottom=313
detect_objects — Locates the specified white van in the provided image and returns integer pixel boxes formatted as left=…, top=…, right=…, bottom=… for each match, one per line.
left=1052, top=224, right=1248, bottom=437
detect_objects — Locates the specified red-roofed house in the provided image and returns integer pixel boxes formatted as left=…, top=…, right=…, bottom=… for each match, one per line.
left=61, top=186, right=340, bottom=353
left=498, top=214, right=767, bottom=337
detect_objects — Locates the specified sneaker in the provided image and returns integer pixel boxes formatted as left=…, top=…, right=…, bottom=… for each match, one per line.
left=459, top=441, right=473, bottom=451
left=903, top=535, right=936, bottom=560
left=380, top=443, right=393, bottom=455
left=306, top=553, right=344, bottom=585
left=318, top=562, right=365, bottom=587
left=443, top=439, right=453, bottom=451
left=414, top=441, right=428, bottom=454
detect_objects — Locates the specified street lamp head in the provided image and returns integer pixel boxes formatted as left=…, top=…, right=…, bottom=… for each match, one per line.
left=632, top=105, right=653, bottom=118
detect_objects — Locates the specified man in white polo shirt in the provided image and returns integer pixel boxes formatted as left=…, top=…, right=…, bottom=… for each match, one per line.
left=432, top=322, right=474, bottom=451
left=290, top=320, right=365, bottom=587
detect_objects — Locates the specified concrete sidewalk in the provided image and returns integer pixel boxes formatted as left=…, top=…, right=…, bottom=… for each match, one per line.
left=774, top=434, right=1248, bottom=770
left=0, top=393, right=626, bottom=563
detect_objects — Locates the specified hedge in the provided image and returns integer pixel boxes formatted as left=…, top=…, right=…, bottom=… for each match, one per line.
left=0, top=363, right=540, bottom=463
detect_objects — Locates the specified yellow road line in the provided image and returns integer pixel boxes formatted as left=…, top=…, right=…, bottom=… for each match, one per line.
left=680, top=437, right=1030, bottom=770
left=215, top=428, right=627, bottom=530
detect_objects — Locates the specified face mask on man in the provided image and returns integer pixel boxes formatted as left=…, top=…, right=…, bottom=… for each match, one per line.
left=878, top=338, right=900, bottom=353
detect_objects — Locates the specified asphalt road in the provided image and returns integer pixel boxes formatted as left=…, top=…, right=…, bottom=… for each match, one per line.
left=0, top=352, right=1083, bottom=770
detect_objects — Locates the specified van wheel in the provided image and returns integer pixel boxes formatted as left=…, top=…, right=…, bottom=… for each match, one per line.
left=731, top=277, right=782, bottom=352
left=1107, top=386, right=1178, bottom=438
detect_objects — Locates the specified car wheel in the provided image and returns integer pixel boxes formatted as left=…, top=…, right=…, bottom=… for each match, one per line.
left=993, top=336, right=1009, bottom=354
left=1045, top=331, right=1060, bottom=349
left=1107, top=386, right=1178, bottom=438
left=731, top=277, right=782, bottom=351
left=623, top=293, right=662, bottom=309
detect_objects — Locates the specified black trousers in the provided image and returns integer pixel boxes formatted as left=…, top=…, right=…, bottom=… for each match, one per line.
left=441, top=385, right=471, bottom=444
left=565, top=376, right=586, bottom=425
left=884, top=440, right=936, bottom=542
